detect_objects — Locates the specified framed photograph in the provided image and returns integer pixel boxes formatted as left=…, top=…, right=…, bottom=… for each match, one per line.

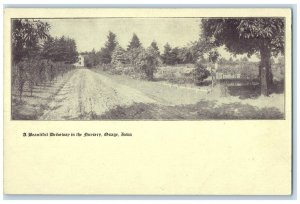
left=4, top=7, right=293, bottom=195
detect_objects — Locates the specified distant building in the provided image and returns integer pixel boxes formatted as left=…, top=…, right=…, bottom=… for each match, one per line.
left=73, top=55, right=85, bottom=67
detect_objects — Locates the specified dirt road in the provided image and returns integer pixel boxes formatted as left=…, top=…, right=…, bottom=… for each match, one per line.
left=40, top=69, right=160, bottom=120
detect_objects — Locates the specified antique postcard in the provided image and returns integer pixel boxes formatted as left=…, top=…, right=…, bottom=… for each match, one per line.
left=4, top=8, right=292, bottom=195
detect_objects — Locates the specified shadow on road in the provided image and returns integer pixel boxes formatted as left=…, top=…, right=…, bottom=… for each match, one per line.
left=94, top=100, right=284, bottom=120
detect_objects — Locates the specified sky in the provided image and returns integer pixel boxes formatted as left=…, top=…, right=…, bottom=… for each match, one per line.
left=47, top=18, right=200, bottom=52
left=46, top=18, right=259, bottom=61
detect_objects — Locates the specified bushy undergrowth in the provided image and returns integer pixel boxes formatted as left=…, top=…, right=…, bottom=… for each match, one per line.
left=97, top=100, right=283, bottom=120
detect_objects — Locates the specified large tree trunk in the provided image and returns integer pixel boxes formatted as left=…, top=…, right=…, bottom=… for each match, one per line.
left=259, top=46, right=273, bottom=96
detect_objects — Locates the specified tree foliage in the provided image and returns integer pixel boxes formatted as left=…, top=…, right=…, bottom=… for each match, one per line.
left=12, top=19, right=50, bottom=62
left=150, top=41, right=160, bottom=55
left=99, top=31, right=118, bottom=64
left=161, top=42, right=203, bottom=65
left=126, top=47, right=145, bottom=68
left=208, top=50, right=220, bottom=64
left=134, top=46, right=160, bottom=80
left=111, top=45, right=127, bottom=66
left=42, top=36, right=79, bottom=64
left=127, top=33, right=142, bottom=50
left=84, top=49, right=99, bottom=67
left=194, top=61, right=210, bottom=84
left=201, top=18, right=284, bottom=56
left=162, top=43, right=177, bottom=65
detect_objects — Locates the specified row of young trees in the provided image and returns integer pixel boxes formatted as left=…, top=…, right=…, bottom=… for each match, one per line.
left=12, top=19, right=79, bottom=100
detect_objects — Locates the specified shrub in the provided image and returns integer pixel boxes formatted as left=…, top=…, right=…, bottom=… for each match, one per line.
left=135, top=47, right=160, bottom=80
left=194, top=61, right=210, bottom=84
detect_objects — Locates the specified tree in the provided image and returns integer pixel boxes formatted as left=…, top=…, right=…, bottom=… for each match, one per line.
left=190, top=41, right=207, bottom=63
left=61, top=37, right=78, bottom=64
left=208, top=50, right=220, bottom=88
left=84, top=52, right=95, bottom=68
left=171, top=47, right=180, bottom=64
left=176, top=47, right=194, bottom=64
left=176, top=41, right=205, bottom=64
left=150, top=41, right=160, bottom=55
left=126, top=47, right=145, bottom=68
left=98, top=47, right=111, bottom=64
left=208, top=50, right=220, bottom=64
left=127, top=33, right=142, bottom=50
left=162, top=43, right=177, bottom=65
left=90, top=49, right=98, bottom=66
left=111, top=45, right=127, bottom=66
left=41, top=36, right=78, bottom=64
left=14, top=61, right=26, bottom=100
left=12, top=19, right=50, bottom=63
left=201, top=18, right=284, bottom=96
left=99, top=31, right=118, bottom=64
left=144, top=46, right=160, bottom=80
left=194, top=61, right=210, bottom=85
left=135, top=46, right=160, bottom=80
left=105, top=31, right=118, bottom=52
left=82, top=49, right=101, bottom=67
